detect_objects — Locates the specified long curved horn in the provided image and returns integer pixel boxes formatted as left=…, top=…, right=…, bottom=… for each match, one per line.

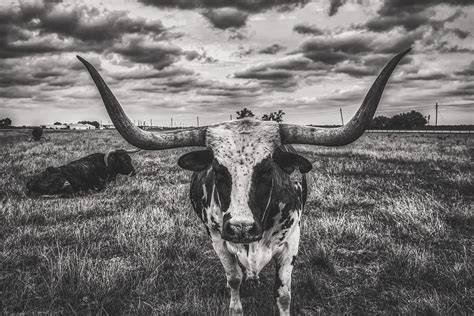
left=104, top=150, right=114, bottom=168
left=77, top=56, right=206, bottom=150
left=279, top=48, right=410, bottom=146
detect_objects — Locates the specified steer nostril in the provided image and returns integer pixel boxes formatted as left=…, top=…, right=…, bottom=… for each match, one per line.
left=224, top=221, right=238, bottom=237
left=248, top=222, right=259, bottom=236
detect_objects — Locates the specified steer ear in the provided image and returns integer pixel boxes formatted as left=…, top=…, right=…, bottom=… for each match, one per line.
left=273, top=150, right=312, bottom=174
left=178, top=149, right=214, bottom=172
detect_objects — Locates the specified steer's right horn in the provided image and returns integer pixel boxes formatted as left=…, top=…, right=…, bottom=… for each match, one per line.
left=77, top=56, right=206, bottom=150
left=279, top=48, right=410, bottom=146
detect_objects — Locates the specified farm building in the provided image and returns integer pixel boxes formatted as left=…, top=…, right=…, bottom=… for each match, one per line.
left=44, top=124, right=68, bottom=130
left=68, top=123, right=95, bottom=130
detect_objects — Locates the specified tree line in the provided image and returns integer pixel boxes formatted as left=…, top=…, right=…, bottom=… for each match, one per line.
left=1, top=110, right=470, bottom=130
left=236, top=108, right=431, bottom=129
left=370, top=111, right=428, bottom=129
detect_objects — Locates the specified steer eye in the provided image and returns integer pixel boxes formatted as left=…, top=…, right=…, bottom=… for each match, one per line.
left=273, top=150, right=312, bottom=174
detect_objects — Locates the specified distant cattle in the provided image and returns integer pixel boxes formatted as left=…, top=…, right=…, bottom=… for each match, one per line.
left=31, top=127, right=43, bottom=141
left=26, top=149, right=139, bottom=196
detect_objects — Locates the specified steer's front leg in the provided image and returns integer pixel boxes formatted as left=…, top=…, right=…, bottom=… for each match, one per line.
left=212, top=239, right=243, bottom=316
left=274, top=226, right=300, bottom=316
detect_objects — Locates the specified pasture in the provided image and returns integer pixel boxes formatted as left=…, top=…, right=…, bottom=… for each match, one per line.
left=1, top=129, right=472, bottom=314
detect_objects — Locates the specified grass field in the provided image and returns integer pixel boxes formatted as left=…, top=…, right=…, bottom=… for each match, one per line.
left=1, top=129, right=472, bottom=315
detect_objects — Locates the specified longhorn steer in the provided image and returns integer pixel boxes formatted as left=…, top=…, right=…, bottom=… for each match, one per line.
left=77, top=48, right=410, bottom=315
left=26, top=149, right=138, bottom=196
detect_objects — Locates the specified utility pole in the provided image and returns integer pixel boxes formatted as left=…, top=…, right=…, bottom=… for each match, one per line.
left=435, top=102, right=439, bottom=126
left=197, top=116, right=199, bottom=127
left=339, top=108, right=344, bottom=125
left=230, top=114, right=233, bottom=120
left=150, top=119, right=152, bottom=128
left=171, top=117, right=173, bottom=127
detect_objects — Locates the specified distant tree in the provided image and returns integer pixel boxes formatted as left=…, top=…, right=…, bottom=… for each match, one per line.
left=370, top=116, right=390, bottom=129
left=54, top=122, right=62, bottom=125
left=386, top=111, right=427, bottom=129
left=0, top=118, right=12, bottom=127
left=236, top=108, right=255, bottom=119
left=78, top=120, right=100, bottom=129
left=261, top=110, right=286, bottom=123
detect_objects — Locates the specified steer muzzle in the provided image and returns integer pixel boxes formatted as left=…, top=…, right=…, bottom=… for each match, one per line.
left=222, top=218, right=263, bottom=243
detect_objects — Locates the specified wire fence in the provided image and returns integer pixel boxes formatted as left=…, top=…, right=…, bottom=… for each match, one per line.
left=366, top=129, right=473, bottom=134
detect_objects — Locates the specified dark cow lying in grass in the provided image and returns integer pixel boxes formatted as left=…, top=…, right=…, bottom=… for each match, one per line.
left=26, top=149, right=138, bottom=196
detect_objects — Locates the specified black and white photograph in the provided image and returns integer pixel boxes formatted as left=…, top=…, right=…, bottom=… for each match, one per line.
left=0, top=0, right=473, bottom=314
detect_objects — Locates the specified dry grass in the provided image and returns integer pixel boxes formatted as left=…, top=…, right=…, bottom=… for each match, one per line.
left=1, top=129, right=472, bottom=314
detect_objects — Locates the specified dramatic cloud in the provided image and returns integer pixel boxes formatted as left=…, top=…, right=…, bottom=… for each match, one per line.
left=440, top=83, right=474, bottom=99
left=377, top=0, right=473, bottom=16
left=184, top=49, right=217, bottom=63
left=363, top=1, right=472, bottom=33
left=454, top=61, right=474, bottom=77
left=328, top=0, right=346, bottom=16
left=334, top=63, right=377, bottom=77
left=0, top=1, right=168, bottom=58
left=233, top=54, right=330, bottom=91
left=450, top=28, right=470, bottom=39
left=293, top=23, right=324, bottom=36
left=0, top=55, right=100, bottom=88
left=109, top=66, right=195, bottom=81
left=134, top=75, right=262, bottom=100
left=299, top=31, right=421, bottom=65
left=112, top=36, right=183, bottom=69
left=137, top=0, right=309, bottom=12
left=258, top=44, right=286, bottom=55
left=202, top=8, right=248, bottom=30
left=138, top=0, right=309, bottom=29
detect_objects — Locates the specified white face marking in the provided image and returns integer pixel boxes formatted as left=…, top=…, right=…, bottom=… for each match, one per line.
left=206, top=119, right=281, bottom=221
left=204, top=184, right=223, bottom=231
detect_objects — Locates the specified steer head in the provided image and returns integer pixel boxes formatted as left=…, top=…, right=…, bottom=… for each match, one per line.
left=105, top=149, right=139, bottom=177
left=76, top=48, right=410, bottom=242
left=177, top=120, right=312, bottom=243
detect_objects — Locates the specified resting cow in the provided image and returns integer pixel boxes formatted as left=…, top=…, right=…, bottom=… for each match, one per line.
left=78, top=48, right=410, bottom=315
left=26, top=149, right=138, bottom=196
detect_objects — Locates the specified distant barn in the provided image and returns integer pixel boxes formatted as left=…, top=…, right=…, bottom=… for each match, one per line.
left=68, top=123, right=95, bottom=130
left=44, top=124, right=68, bottom=130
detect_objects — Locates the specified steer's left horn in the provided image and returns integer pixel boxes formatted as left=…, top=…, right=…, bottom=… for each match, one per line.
left=77, top=56, right=207, bottom=150
left=279, top=48, right=410, bottom=146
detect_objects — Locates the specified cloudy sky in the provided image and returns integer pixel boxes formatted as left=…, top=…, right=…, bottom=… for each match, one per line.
left=1, top=0, right=473, bottom=127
